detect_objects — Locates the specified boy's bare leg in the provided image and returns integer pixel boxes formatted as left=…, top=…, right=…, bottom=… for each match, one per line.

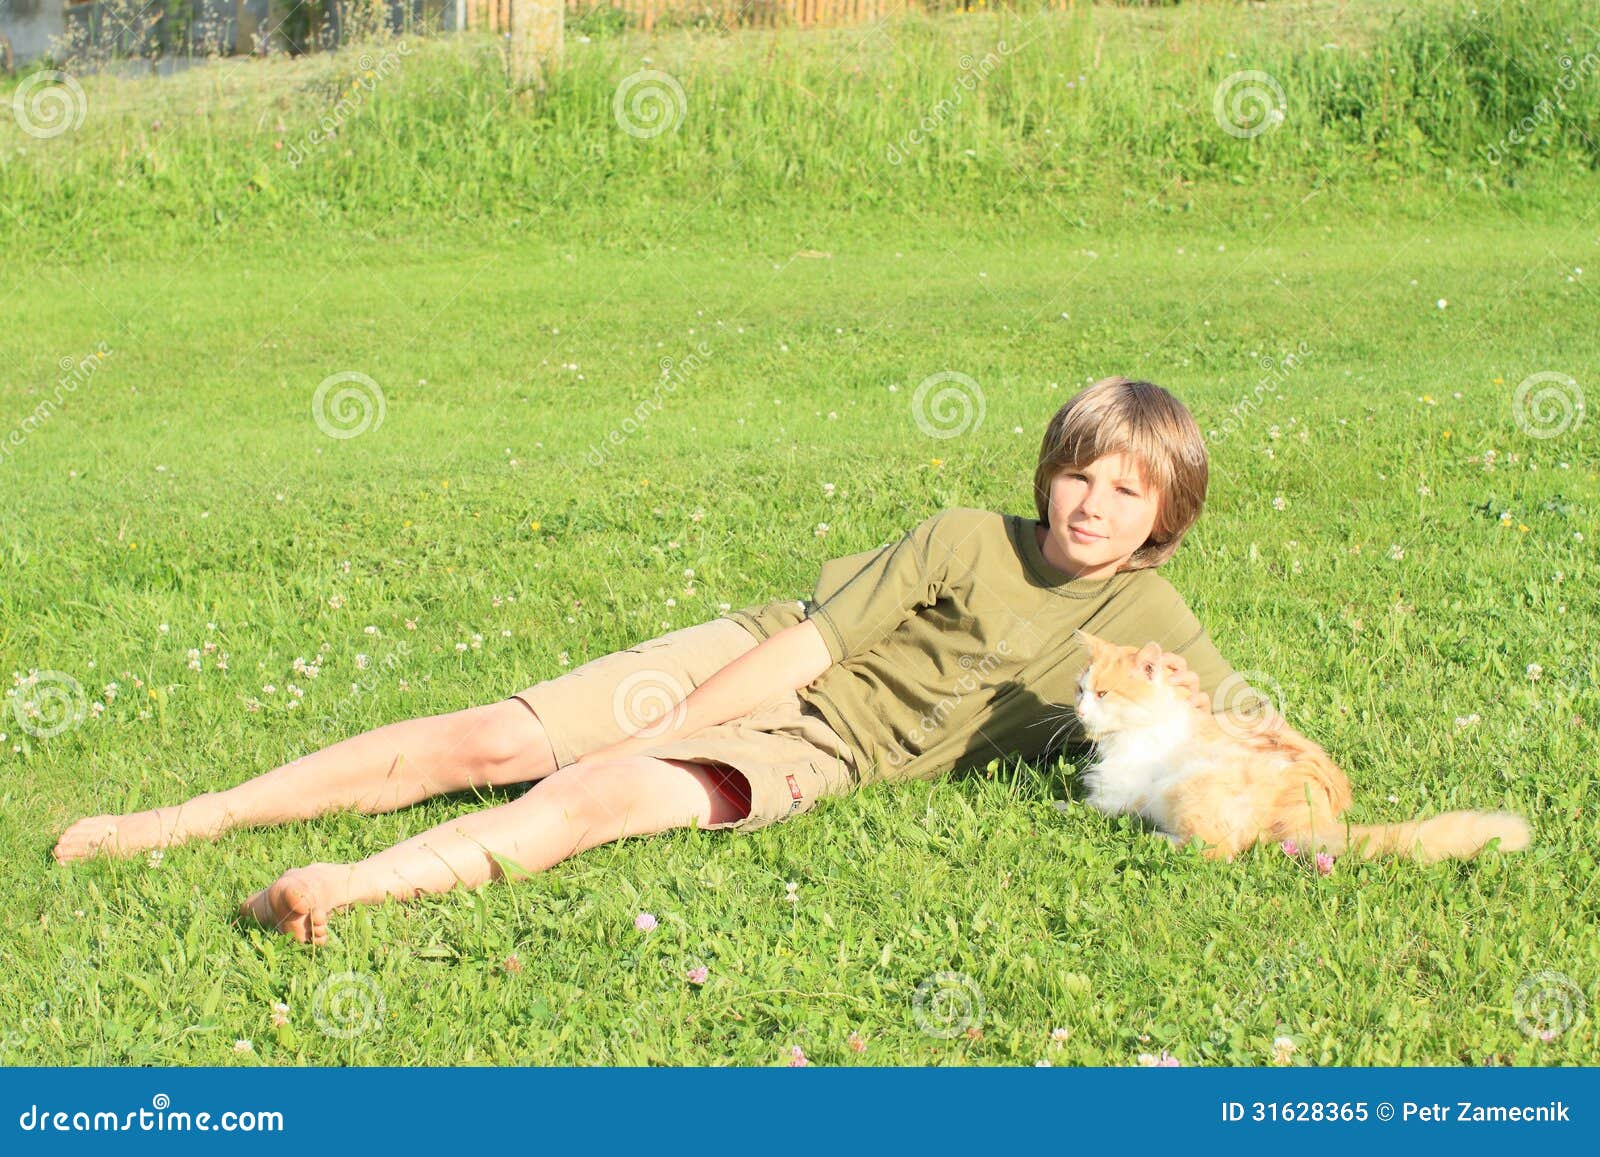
left=240, top=754, right=743, bottom=944
left=53, top=700, right=557, bottom=863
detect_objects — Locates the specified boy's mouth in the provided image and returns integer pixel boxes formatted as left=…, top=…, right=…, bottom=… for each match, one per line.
left=1068, top=526, right=1102, bottom=543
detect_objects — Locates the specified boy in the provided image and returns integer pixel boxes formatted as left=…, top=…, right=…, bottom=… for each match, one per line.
left=54, top=377, right=1258, bottom=944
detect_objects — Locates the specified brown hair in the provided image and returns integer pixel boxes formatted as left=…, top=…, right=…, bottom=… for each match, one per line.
left=1032, top=376, right=1208, bottom=571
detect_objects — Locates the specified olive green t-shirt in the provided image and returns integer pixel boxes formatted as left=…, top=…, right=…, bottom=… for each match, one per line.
left=722, top=506, right=1266, bottom=784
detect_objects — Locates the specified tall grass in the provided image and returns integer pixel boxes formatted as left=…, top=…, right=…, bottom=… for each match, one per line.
left=3, top=0, right=1597, bottom=253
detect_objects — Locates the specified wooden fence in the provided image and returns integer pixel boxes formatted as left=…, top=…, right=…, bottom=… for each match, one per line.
left=463, top=1, right=1071, bottom=34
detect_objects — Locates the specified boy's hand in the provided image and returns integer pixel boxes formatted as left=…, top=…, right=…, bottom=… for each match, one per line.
left=1137, top=643, right=1210, bottom=711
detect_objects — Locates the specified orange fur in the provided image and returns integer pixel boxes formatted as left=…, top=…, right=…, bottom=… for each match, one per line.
left=1070, top=631, right=1530, bottom=863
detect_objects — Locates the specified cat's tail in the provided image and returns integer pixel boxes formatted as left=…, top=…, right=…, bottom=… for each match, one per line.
left=1300, top=810, right=1531, bottom=863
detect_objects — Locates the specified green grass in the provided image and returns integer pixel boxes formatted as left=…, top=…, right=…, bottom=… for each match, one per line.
left=4, top=0, right=1599, bottom=252
left=1, top=5, right=1597, bottom=1066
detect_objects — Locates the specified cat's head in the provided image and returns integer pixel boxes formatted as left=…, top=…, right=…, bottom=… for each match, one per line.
left=1071, top=630, right=1185, bottom=740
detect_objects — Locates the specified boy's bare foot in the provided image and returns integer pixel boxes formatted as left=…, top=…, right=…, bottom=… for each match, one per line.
left=239, top=864, right=349, bottom=945
left=53, top=797, right=223, bottom=863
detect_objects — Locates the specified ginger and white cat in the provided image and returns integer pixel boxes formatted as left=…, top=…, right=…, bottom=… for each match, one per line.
left=1070, top=631, right=1530, bottom=863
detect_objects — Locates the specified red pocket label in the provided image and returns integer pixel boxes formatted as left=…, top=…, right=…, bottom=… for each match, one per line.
left=785, top=774, right=803, bottom=813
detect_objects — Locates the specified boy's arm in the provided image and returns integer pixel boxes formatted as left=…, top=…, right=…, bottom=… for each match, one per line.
left=574, top=619, right=834, bottom=766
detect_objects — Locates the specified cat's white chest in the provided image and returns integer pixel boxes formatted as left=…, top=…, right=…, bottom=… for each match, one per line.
left=1082, top=721, right=1197, bottom=827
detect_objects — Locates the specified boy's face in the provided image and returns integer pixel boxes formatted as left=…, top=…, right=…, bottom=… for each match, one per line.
left=1037, top=452, right=1161, bottom=580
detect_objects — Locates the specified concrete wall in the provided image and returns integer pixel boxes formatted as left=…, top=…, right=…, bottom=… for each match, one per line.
left=1, top=0, right=68, bottom=67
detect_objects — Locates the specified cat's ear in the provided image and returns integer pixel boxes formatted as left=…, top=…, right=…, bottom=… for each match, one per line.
left=1135, top=642, right=1163, bottom=681
left=1073, top=629, right=1104, bottom=652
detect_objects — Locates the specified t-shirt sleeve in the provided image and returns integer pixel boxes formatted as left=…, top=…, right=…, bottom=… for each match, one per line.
left=804, top=511, right=957, bottom=665
left=1127, top=574, right=1275, bottom=719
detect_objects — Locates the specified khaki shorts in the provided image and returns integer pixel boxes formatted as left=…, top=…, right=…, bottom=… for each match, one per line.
left=506, top=618, right=860, bottom=833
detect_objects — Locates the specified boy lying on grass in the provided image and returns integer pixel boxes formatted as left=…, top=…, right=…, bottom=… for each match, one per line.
left=57, top=376, right=1240, bottom=944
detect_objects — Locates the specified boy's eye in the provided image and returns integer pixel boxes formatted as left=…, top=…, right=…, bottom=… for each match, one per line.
left=1066, top=472, right=1139, bottom=496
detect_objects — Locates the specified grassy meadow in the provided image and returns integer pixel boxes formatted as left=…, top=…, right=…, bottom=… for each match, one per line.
left=1, top=1, right=1597, bottom=1065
